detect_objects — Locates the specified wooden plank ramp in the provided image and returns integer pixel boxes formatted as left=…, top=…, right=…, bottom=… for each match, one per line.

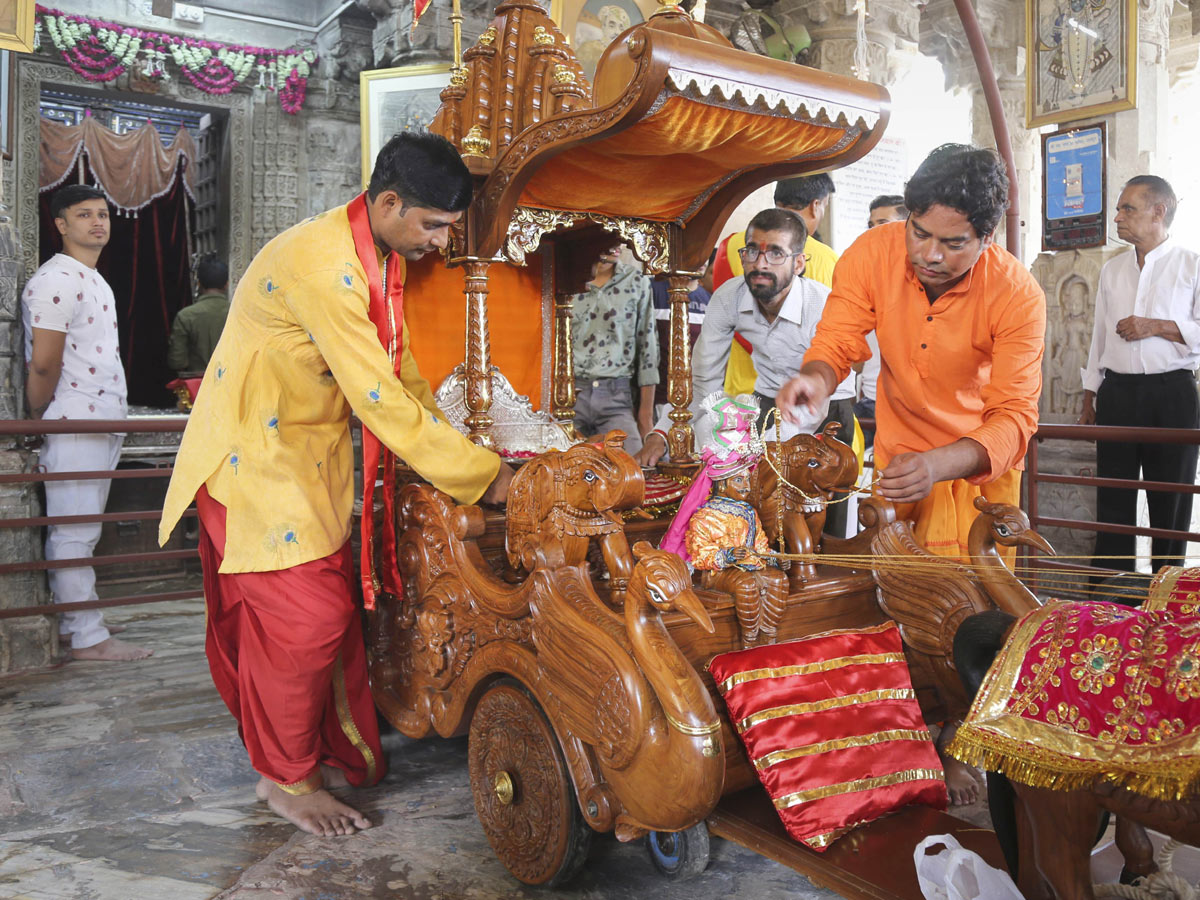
left=707, top=789, right=1006, bottom=900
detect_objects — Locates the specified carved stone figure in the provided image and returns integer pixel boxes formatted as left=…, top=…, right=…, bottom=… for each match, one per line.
left=1048, top=276, right=1091, bottom=416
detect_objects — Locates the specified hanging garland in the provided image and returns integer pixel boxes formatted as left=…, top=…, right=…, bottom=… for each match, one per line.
left=34, top=5, right=318, bottom=115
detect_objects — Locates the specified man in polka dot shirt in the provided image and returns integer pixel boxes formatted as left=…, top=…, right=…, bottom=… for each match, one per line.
left=22, top=184, right=152, bottom=662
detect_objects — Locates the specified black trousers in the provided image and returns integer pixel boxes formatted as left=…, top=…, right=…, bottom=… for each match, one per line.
left=1092, top=369, right=1200, bottom=574
left=756, top=393, right=855, bottom=539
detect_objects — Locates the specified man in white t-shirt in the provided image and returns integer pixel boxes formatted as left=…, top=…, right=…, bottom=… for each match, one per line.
left=22, top=184, right=152, bottom=661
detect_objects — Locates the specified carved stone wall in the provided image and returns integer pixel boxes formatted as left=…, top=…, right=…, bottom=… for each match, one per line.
left=0, top=185, right=53, bottom=673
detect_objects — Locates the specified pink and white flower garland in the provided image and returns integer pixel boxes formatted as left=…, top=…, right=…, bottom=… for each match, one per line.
left=35, top=5, right=318, bottom=114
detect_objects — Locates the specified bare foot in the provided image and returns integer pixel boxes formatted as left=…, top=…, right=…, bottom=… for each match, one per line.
left=320, top=764, right=351, bottom=789
left=255, top=777, right=370, bottom=836
left=72, top=636, right=153, bottom=661
left=936, top=721, right=982, bottom=805
left=106, top=623, right=127, bottom=634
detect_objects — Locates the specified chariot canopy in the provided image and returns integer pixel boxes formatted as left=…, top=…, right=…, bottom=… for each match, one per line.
left=408, top=0, right=890, bottom=457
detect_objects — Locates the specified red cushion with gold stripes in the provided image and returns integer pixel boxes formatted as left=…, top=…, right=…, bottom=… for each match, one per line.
left=709, top=622, right=948, bottom=851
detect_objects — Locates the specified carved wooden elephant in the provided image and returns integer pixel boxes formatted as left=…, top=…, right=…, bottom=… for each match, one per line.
left=750, top=421, right=858, bottom=586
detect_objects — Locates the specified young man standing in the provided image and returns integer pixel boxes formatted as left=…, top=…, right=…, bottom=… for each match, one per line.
left=23, top=185, right=153, bottom=663
left=571, top=243, right=659, bottom=453
left=159, top=132, right=514, bottom=838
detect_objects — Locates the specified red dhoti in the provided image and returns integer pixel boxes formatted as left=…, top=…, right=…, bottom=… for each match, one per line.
left=196, top=486, right=384, bottom=794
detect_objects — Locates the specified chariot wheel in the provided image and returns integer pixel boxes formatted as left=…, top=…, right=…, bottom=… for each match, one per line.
left=646, top=822, right=710, bottom=879
left=468, top=678, right=592, bottom=886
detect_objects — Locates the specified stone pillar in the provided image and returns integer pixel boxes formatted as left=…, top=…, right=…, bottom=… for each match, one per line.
left=1026, top=0, right=1173, bottom=565
left=0, top=179, right=55, bottom=673
left=303, top=4, right=375, bottom=214
left=779, top=0, right=922, bottom=83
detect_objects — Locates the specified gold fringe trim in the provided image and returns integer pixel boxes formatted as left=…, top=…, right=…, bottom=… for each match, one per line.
left=333, top=652, right=378, bottom=786
left=719, top=652, right=907, bottom=692
left=947, top=727, right=1200, bottom=802
left=774, top=768, right=945, bottom=810
left=754, top=729, right=934, bottom=771
left=738, top=688, right=915, bottom=732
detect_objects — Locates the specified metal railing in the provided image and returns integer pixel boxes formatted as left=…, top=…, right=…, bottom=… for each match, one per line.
left=0, top=417, right=195, bottom=621
left=5, top=416, right=1200, bottom=622
left=1022, top=422, right=1200, bottom=596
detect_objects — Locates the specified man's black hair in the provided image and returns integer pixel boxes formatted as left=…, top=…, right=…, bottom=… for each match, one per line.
left=869, top=194, right=907, bottom=214
left=50, top=185, right=107, bottom=220
left=904, top=144, right=1008, bottom=238
left=196, top=256, right=229, bottom=290
left=774, top=173, right=835, bottom=210
left=746, top=207, right=808, bottom=254
left=1125, top=175, right=1178, bottom=228
left=367, top=131, right=473, bottom=211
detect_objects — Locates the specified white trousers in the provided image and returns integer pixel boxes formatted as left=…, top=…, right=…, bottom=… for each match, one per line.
left=41, top=432, right=124, bottom=650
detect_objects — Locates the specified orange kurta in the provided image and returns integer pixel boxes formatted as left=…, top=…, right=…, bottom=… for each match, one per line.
left=803, top=221, right=1045, bottom=557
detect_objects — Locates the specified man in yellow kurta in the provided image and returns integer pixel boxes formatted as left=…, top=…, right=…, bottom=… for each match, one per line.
left=159, top=132, right=513, bottom=838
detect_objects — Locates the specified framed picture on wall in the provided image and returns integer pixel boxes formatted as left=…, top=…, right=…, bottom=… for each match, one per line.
left=1042, top=122, right=1107, bottom=251
left=1025, top=0, right=1137, bottom=128
left=556, top=0, right=660, bottom=81
left=359, top=63, right=453, bottom=190
left=0, top=0, right=35, bottom=52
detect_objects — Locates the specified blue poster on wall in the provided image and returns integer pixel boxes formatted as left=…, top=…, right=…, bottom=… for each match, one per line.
left=1042, top=124, right=1106, bottom=250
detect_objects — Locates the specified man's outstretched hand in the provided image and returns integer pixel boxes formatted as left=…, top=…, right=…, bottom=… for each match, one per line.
left=777, top=372, right=832, bottom=425
left=481, top=461, right=516, bottom=505
left=634, top=432, right=668, bottom=467
left=877, top=452, right=936, bottom=504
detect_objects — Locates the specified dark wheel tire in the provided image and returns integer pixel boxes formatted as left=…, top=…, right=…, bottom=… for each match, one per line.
left=646, top=822, right=710, bottom=879
left=468, top=678, right=592, bottom=887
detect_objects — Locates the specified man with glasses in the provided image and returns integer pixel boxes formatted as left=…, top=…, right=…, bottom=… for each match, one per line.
left=635, top=207, right=854, bottom=469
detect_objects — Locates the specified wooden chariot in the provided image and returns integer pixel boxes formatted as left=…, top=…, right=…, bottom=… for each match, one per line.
left=366, top=2, right=1043, bottom=896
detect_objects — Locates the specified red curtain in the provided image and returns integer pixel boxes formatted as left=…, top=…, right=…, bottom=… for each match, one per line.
left=40, top=157, right=194, bottom=408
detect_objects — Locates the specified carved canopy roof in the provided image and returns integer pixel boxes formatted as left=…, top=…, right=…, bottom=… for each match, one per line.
left=432, top=0, right=890, bottom=269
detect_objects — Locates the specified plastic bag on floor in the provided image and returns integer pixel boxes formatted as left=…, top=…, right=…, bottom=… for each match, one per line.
left=914, top=833, right=1023, bottom=900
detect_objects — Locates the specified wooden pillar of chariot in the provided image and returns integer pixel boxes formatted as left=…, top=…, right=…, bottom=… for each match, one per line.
left=551, top=289, right=577, bottom=435
left=461, top=257, right=495, bottom=448
left=665, top=269, right=697, bottom=460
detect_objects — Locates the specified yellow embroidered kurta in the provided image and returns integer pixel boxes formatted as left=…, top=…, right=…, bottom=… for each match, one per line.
left=686, top=499, right=773, bottom=571
left=159, top=205, right=500, bottom=573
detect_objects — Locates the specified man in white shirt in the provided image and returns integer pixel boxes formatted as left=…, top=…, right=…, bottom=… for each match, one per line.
left=1078, top=175, right=1200, bottom=575
left=22, top=185, right=152, bottom=661
left=635, top=208, right=856, bottom=532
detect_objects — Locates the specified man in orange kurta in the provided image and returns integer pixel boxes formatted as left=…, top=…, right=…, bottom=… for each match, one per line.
left=160, top=133, right=513, bottom=837
left=779, top=144, right=1044, bottom=560
left=778, top=143, right=1045, bottom=807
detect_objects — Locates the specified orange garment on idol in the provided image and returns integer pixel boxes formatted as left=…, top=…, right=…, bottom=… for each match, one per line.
left=803, top=221, right=1046, bottom=559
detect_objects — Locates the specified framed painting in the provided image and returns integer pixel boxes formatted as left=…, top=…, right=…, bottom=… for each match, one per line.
left=0, top=0, right=35, bottom=53
left=556, top=0, right=660, bottom=81
left=359, top=63, right=453, bottom=189
left=1041, top=123, right=1107, bottom=251
left=1026, top=0, right=1137, bottom=128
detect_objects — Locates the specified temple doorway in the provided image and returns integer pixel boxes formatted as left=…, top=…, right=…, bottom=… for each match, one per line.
left=37, top=87, right=227, bottom=407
